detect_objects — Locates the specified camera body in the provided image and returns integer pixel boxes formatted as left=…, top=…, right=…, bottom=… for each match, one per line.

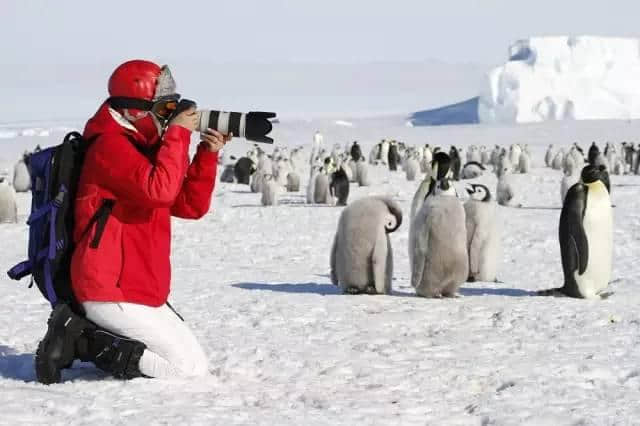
left=172, top=99, right=276, bottom=144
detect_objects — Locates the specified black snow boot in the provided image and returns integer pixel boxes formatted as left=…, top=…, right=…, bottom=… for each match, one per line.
left=77, top=328, right=148, bottom=380
left=35, top=303, right=94, bottom=384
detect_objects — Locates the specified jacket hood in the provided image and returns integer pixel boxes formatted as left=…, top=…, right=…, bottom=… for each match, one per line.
left=83, top=102, right=149, bottom=146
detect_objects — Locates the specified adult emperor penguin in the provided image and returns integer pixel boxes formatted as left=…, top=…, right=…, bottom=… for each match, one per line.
left=539, top=165, right=612, bottom=299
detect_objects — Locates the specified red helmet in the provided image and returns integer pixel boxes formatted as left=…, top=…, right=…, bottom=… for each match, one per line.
left=108, top=60, right=163, bottom=101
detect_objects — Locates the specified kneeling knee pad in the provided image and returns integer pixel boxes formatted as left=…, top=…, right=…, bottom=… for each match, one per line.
left=91, top=330, right=147, bottom=379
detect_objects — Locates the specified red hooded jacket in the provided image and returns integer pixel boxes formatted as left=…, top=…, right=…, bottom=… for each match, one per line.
left=70, top=103, right=218, bottom=306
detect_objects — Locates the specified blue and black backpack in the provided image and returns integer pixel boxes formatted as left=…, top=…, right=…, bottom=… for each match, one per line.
left=7, top=131, right=105, bottom=314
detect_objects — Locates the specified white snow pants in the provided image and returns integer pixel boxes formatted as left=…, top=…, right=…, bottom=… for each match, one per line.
left=82, top=302, right=208, bottom=379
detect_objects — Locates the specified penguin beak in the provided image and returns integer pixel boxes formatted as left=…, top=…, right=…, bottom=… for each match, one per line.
left=465, top=185, right=474, bottom=195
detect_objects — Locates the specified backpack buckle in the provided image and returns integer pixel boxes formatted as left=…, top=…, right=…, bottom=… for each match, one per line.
left=53, top=189, right=66, bottom=207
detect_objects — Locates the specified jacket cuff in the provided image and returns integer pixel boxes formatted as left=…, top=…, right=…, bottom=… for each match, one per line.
left=193, top=143, right=219, bottom=176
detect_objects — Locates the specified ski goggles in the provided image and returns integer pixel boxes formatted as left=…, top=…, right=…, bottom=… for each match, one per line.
left=151, top=95, right=181, bottom=120
left=108, top=93, right=182, bottom=121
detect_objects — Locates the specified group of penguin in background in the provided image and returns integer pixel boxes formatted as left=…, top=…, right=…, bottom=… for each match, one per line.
left=330, top=141, right=614, bottom=300
left=219, top=139, right=374, bottom=207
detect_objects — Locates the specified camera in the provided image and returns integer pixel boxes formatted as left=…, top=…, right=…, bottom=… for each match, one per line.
left=173, top=99, right=276, bottom=144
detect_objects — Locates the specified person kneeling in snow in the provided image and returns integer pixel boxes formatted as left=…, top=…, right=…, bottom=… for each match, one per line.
left=36, top=60, right=231, bottom=383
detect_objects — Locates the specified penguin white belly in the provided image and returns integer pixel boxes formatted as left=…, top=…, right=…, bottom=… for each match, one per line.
left=575, top=187, right=612, bottom=298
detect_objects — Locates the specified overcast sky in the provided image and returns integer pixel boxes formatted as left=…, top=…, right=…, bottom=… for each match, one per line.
left=3, top=0, right=640, bottom=65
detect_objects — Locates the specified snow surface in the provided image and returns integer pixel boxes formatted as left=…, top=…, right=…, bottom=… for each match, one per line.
left=479, top=36, right=640, bottom=124
left=2, top=116, right=640, bottom=424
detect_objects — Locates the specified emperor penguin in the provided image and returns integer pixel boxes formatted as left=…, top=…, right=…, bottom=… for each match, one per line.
left=356, top=159, right=371, bottom=187
left=464, top=184, right=501, bottom=282
left=410, top=178, right=468, bottom=298
left=251, top=160, right=268, bottom=193
left=347, top=159, right=358, bottom=182
left=552, top=149, right=565, bottom=170
left=0, top=176, right=18, bottom=223
left=404, top=155, right=420, bottom=181
left=388, top=141, right=399, bottom=171
left=518, top=151, right=531, bottom=174
left=461, top=161, right=485, bottom=179
left=369, top=143, right=380, bottom=165
left=13, top=155, right=31, bottom=193
left=421, top=145, right=433, bottom=172
left=286, top=171, right=300, bottom=192
left=220, top=164, right=236, bottom=183
left=260, top=174, right=280, bottom=206
left=234, top=157, right=256, bottom=185
left=490, top=145, right=501, bottom=169
left=480, top=146, right=490, bottom=166
left=544, top=144, right=554, bottom=167
left=588, top=142, right=600, bottom=165
left=379, top=140, right=390, bottom=165
left=350, top=141, right=363, bottom=162
left=306, top=165, right=321, bottom=204
left=539, top=165, right=612, bottom=299
left=314, top=171, right=333, bottom=204
left=509, top=144, right=522, bottom=168
left=330, top=167, right=350, bottom=206
left=330, top=196, right=402, bottom=294
left=449, top=146, right=461, bottom=180
left=496, top=167, right=520, bottom=207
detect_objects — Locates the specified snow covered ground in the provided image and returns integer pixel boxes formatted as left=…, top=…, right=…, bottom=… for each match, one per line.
left=1, top=115, right=640, bottom=425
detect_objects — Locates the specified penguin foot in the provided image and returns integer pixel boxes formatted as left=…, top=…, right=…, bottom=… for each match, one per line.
left=467, top=276, right=476, bottom=283
left=597, top=290, right=615, bottom=299
left=443, top=293, right=462, bottom=298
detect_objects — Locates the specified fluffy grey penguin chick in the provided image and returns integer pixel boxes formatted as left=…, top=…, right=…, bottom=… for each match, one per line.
left=260, top=174, right=280, bottom=206
left=330, top=196, right=402, bottom=294
left=0, top=177, right=18, bottom=223
left=411, top=180, right=468, bottom=298
left=464, top=184, right=501, bottom=282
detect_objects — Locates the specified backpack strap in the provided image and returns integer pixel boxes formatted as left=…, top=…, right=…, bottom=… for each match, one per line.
left=79, top=199, right=115, bottom=248
left=7, top=260, right=32, bottom=280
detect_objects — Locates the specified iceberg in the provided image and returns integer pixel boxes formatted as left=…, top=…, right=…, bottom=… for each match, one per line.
left=411, top=36, right=640, bottom=126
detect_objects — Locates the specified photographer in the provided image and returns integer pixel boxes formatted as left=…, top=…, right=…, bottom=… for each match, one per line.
left=36, top=60, right=231, bottom=382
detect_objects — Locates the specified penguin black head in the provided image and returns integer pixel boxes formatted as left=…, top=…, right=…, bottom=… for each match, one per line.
left=449, top=146, right=459, bottom=159
left=581, top=165, right=608, bottom=184
left=466, top=184, right=491, bottom=202
left=433, top=178, right=457, bottom=196
left=432, top=152, right=451, bottom=180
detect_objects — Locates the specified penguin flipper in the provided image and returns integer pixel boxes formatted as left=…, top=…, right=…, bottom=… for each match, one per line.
left=557, top=184, right=589, bottom=297
left=561, top=184, right=589, bottom=274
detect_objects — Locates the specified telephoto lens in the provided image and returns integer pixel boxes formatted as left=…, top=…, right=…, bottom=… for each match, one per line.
left=198, top=110, right=276, bottom=144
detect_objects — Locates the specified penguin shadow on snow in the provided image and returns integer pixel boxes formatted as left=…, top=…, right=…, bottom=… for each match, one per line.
left=459, top=286, right=537, bottom=297
left=233, top=282, right=342, bottom=295
left=234, top=280, right=534, bottom=298
left=0, top=345, right=107, bottom=383
left=233, top=281, right=418, bottom=297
